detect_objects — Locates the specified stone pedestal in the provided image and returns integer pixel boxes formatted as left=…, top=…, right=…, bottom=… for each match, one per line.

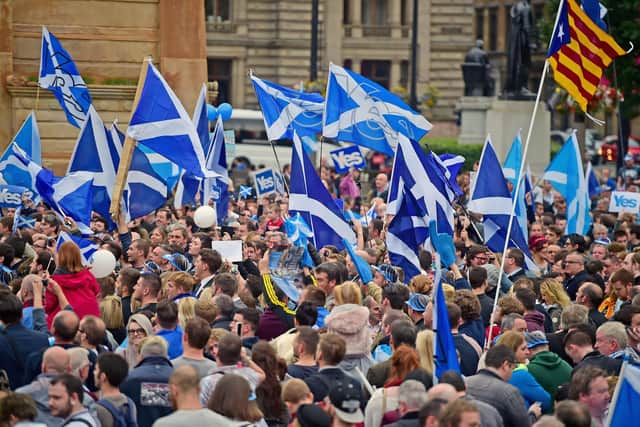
left=459, top=96, right=493, bottom=145
left=486, top=99, right=550, bottom=176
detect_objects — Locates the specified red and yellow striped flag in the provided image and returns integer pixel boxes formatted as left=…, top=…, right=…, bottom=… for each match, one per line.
left=547, top=0, right=627, bottom=112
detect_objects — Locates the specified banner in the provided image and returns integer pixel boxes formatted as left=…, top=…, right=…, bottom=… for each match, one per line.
left=329, top=145, right=366, bottom=174
left=0, top=185, right=31, bottom=208
left=223, top=130, right=236, bottom=164
left=609, top=191, right=640, bottom=213
left=253, top=168, right=277, bottom=197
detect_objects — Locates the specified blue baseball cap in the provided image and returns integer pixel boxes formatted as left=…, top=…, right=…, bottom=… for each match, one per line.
left=406, top=293, right=430, bottom=312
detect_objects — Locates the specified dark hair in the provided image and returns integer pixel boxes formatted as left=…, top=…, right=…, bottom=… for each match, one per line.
left=192, top=233, right=212, bottom=251
left=140, top=272, right=162, bottom=297
left=418, top=249, right=433, bottom=271
left=446, top=303, right=462, bottom=327
left=507, top=248, right=525, bottom=267
left=217, top=333, right=242, bottom=365
left=35, top=251, right=56, bottom=275
left=613, top=304, right=640, bottom=326
left=96, top=353, right=129, bottom=387
left=454, top=290, right=481, bottom=322
left=315, top=262, right=347, bottom=285
left=184, top=317, right=211, bottom=349
left=318, top=333, right=346, bottom=365
left=514, top=287, right=537, bottom=311
left=208, top=374, right=263, bottom=422
left=418, top=398, right=448, bottom=427
left=295, top=326, right=319, bottom=356
left=484, top=344, right=516, bottom=369
left=568, top=365, right=607, bottom=400
left=80, top=315, right=105, bottom=347
left=237, top=307, right=260, bottom=333
left=245, top=275, right=263, bottom=299
left=5, top=236, right=26, bottom=259
left=563, top=328, right=594, bottom=349
left=213, top=294, right=235, bottom=318
left=0, top=289, right=23, bottom=325
left=118, top=268, right=140, bottom=296
left=391, top=319, right=416, bottom=348
left=0, top=392, right=38, bottom=422
left=214, top=273, right=237, bottom=297
left=302, top=285, right=326, bottom=307
left=131, top=239, right=150, bottom=258
left=438, top=399, right=480, bottom=427
left=0, top=243, right=15, bottom=267
left=468, top=267, right=488, bottom=289
left=383, top=283, right=410, bottom=310
left=251, top=341, right=286, bottom=420
left=50, top=374, right=84, bottom=402
left=295, top=301, right=318, bottom=326
left=439, top=370, right=465, bottom=392
left=53, top=312, right=79, bottom=341
left=199, top=249, right=222, bottom=274
left=156, top=300, right=178, bottom=329
left=610, top=268, right=634, bottom=285
left=555, top=400, right=592, bottom=427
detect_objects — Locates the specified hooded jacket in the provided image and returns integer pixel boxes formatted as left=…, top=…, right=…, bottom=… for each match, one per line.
left=326, top=304, right=374, bottom=376
left=45, top=268, right=100, bottom=328
left=527, top=350, right=572, bottom=401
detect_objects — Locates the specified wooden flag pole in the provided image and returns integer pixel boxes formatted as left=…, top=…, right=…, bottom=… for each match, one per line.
left=109, top=56, right=152, bottom=221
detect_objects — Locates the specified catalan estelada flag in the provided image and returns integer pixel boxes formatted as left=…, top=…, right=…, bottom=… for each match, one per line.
left=547, top=0, right=627, bottom=113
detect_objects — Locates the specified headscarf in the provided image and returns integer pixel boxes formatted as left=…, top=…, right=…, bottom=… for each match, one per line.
left=119, top=313, right=154, bottom=368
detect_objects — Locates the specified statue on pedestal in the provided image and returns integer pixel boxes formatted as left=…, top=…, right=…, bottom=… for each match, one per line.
left=504, top=0, right=537, bottom=99
left=462, top=40, right=494, bottom=97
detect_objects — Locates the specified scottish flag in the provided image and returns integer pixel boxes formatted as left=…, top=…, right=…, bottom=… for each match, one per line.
left=0, top=112, right=42, bottom=196
left=126, top=61, right=217, bottom=179
left=202, top=117, right=230, bottom=223
left=239, top=185, right=253, bottom=199
left=137, top=145, right=180, bottom=192
left=251, top=74, right=324, bottom=141
left=542, top=133, right=591, bottom=235
left=586, top=161, right=601, bottom=198
left=289, top=131, right=356, bottom=250
left=502, top=132, right=529, bottom=241
left=433, top=258, right=461, bottom=379
left=39, top=28, right=92, bottom=128
left=12, top=206, right=35, bottom=234
left=285, top=213, right=315, bottom=268
left=323, top=63, right=432, bottom=156
left=57, top=231, right=99, bottom=266
left=437, top=153, right=465, bottom=194
left=468, top=137, right=537, bottom=270
left=342, top=238, right=372, bottom=283
left=608, top=361, right=640, bottom=427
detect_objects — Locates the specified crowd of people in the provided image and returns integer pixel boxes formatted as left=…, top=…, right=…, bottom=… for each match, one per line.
left=0, top=156, right=638, bottom=427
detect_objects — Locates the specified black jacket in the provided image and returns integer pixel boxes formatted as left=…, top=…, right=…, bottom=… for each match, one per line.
left=120, top=356, right=173, bottom=427
left=305, top=367, right=359, bottom=403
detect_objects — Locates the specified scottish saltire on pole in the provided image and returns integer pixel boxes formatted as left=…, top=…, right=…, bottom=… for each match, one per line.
left=289, top=132, right=356, bottom=250
left=284, top=213, right=315, bottom=268
left=468, top=137, right=537, bottom=271
left=239, top=185, right=253, bottom=199
left=323, top=63, right=432, bottom=156
left=542, top=133, right=592, bottom=235
left=433, top=257, right=461, bottom=379
left=126, top=61, right=217, bottom=178
left=547, top=0, right=626, bottom=113
left=0, top=112, right=42, bottom=196
left=502, top=132, right=529, bottom=241
left=10, top=145, right=94, bottom=234
left=137, top=144, right=180, bottom=192
left=608, top=361, right=640, bottom=427
left=250, top=74, right=324, bottom=140
left=39, top=28, right=92, bottom=128
left=202, top=117, right=229, bottom=223
left=12, top=206, right=35, bottom=234
left=342, top=238, right=372, bottom=284
left=586, top=161, right=601, bottom=197
left=56, top=232, right=99, bottom=266
left=387, top=189, right=429, bottom=282
left=437, top=153, right=465, bottom=195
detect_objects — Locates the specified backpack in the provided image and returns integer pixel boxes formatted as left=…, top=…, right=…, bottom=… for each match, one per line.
left=96, top=397, right=138, bottom=427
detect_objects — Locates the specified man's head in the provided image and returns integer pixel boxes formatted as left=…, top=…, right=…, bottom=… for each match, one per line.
left=564, top=252, right=586, bottom=276
left=133, top=272, right=161, bottom=303
left=116, top=267, right=140, bottom=298
left=78, top=315, right=106, bottom=349
left=156, top=300, right=179, bottom=330
left=437, top=399, right=481, bottom=427
left=501, top=313, right=527, bottom=333
left=194, top=248, right=222, bottom=279
left=68, top=349, right=91, bottom=382
left=397, top=380, right=427, bottom=416
left=127, top=239, right=150, bottom=265
left=231, top=307, right=260, bottom=338
left=168, top=365, right=202, bottom=411
left=167, top=224, right=188, bottom=249
left=594, top=321, right=627, bottom=356
left=42, top=346, right=70, bottom=375
left=610, top=268, right=634, bottom=301
left=466, top=245, right=488, bottom=267
left=505, top=248, right=525, bottom=274
left=560, top=304, right=589, bottom=329
left=576, top=282, right=603, bottom=308
left=51, top=310, right=80, bottom=343
left=468, top=267, right=488, bottom=291
left=48, top=374, right=84, bottom=419
left=0, top=393, right=39, bottom=424
left=94, top=352, right=129, bottom=390
left=314, top=262, right=343, bottom=296
left=155, top=209, right=172, bottom=227
left=216, top=333, right=242, bottom=366
left=214, top=273, right=237, bottom=297
left=591, top=243, right=608, bottom=261
left=0, top=290, right=23, bottom=326
left=293, top=326, right=319, bottom=360
left=484, top=344, right=518, bottom=381
left=563, top=329, right=594, bottom=364
left=554, top=401, right=592, bottom=427
left=212, top=294, right=235, bottom=319
left=316, top=333, right=346, bottom=367
left=139, top=336, right=169, bottom=360
left=183, top=317, right=211, bottom=351
left=569, top=366, right=610, bottom=420
left=375, top=173, right=388, bottom=192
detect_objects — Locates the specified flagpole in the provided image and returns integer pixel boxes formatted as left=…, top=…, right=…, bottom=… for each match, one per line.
left=605, top=358, right=627, bottom=427
left=109, top=56, right=152, bottom=221
left=485, top=0, right=566, bottom=350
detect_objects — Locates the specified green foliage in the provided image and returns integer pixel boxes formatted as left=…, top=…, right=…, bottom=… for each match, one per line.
left=420, top=137, right=483, bottom=171
left=103, top=77, right=137, bottom=86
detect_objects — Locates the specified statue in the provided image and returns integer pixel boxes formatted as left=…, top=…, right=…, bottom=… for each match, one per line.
left=462, top=40, right=494, bottom=96
left=504, top=0, right=537, bottom=99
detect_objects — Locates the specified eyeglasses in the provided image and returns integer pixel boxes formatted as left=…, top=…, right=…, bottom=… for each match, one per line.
left=127, top=328, right=146, bottom=336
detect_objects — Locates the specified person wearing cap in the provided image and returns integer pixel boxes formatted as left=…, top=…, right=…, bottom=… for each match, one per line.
left=405, top=294, right=428, bottom=331
left=618, top=153, right=639, bottom=185
left=162, top=253, right=192, bottom=273
left=326, top=377, right=364, bottom=426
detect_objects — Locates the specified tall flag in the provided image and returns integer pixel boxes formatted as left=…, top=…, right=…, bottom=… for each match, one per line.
left=323, top=63, right=432, bottom=156
left=10, top=146, right=94, bottom=234
left=502, top=131, right=529, bottom=241
left=586, top=161, right=601, bottom=198
left=608, top=361, right=640, bottom=427
left=39, top=28, right=92, bottom=128
left=468, top=137, right=537, bottom=271
left=12, top=206, right=35, bottom=234
left=250, top=74, right=324, bottom=140
left=56, top=232, right=99, bottom=266
left=542, top=133, right=592, bottom=235
left=0, top=112, right=42, bottom=195
left=289, top=132, right=356, bottom=250
left=433, top=257, right=461, bottom=379
left=202, top=117, right=230, bottom=224
left=547, top=0, right=626, bottom=113
left=437, top=153, right=465, bottom=195
left=284, top=213, right=315, bottom=268
left=126, top=61, right=218, bottom=179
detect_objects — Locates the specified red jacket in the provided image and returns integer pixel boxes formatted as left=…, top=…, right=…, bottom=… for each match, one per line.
left=45, top=269, right=100, bottom=328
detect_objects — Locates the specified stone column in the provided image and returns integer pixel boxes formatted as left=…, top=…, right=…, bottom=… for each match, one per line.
left=235, top=0, right=248, bottom=36
left=324, top=0, right=342, bottom=70
left=391, top=60, right=401, bottom=89
left=418, top=0, right=430, bottom=87
left=159, top=0, right=207, bottom=112
left=390, top=0, right=402, bottom=38
left=351, top=0, right=362, bottom=38
left=0, top=0, right=12, bottom=146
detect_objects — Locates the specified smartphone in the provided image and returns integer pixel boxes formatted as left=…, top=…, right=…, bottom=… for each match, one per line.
left=235, top=322, right=242, bottom=336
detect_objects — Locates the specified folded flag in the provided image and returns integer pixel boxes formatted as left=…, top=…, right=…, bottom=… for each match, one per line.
left=342, top=238, right=373, bottom=284
left=57, top=231, right=99, bottom=266
left=0, top=112, right=42, bottom=197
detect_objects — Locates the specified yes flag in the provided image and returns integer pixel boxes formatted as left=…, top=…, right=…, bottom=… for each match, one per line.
left=284, top=213, right=315, bottom=268
left=251, top=74, right=324, bottom=141
left=323, top=63, right=432, bottom=156
left=0, top=112, right=42, bottom=196
left=39, top=28, right=92, bottom=128
left=57, top=231, right=99, bottom=266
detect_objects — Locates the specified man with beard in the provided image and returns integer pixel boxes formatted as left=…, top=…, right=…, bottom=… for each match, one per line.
left=48, top=374, right=99, bottom=426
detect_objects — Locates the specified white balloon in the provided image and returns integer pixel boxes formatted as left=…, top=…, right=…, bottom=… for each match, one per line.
left=90, top=250, right=117, bottom=279
left=194, top=205, right=217, bottom=228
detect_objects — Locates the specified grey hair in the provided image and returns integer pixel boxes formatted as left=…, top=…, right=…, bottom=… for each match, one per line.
left=597, top=321, right=627, bottom=349
left=560, top=304, right=589, bottom=329
left=501, top=313, right=524, bottom=331
left=139, top=336, right=168, bottom=359
left=398, top=380, right=427, bottom=411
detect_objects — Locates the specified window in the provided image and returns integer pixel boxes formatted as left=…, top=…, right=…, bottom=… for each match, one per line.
left=205, top=0, right=230, bottom=22
left=399, top=60, right=409, bottom=88
left=343, top=59, right=353, bottom=70
left=207, top=58, right=232, bottom=104
left=475, top=8, right=484, bottom=41
left=361, top=60, right=391, bottom=89
left=488, top=7, right=498, bottom=51
left=362, top=0, right=387, bottom=25
left=400, top=0, right=408, bottom=26
left=343, top=0, right=351, bottom=25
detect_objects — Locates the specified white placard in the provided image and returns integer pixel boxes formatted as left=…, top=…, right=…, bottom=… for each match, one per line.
left=211, top=240, right=243, bottom=262
left=609, top=191, right=640, bottom=213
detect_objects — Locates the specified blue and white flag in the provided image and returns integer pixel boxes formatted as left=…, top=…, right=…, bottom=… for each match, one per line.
left=586, top=161, right=601, bottom=198
left=202, top=117, right=229, bottom=223
left=137, top=144, right=180, bottom=192
left=126, top=61, right=217, bottom=179
left=289, top=131, right=356, bottom=250
left=39, top=28, right=92, bottom=128
left=56, top=231, right=99, bottom=266
left=323, top=63, right=432, bottom=156
left=502, top=131, right=529, bottom=241
left=437, top=153, right=465, bottom=194
left=582, top=0, right=607, bottom=30
left=284, top=213, right=315, bottom=268
left=250, top=74, right=324, bottom=141
left=10, top=146, right=94, bottom=234
left=239, top=185, right=253, bottom=199
left=468, top=137, right=537, bottom=270
left=542, top=133, right=592, bottom=235
left=433, top=257, right=461, bottom=379
left=12, top=206, right=35, bottom=234
left=608, top=361, right=640, bottom=427
left=0, top=112, right=42, bottom=196
left=387, top=188, right=429, bottom=282
left=342, top=238, right=372, bottom=283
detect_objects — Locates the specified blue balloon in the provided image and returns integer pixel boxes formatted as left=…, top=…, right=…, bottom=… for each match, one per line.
left=206, top=104, right=218, bottom=121
left=218, top=103, right=233, bottom=121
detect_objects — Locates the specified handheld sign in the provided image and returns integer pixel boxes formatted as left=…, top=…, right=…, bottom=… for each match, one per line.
left=0, top=185, right=31, bottom=208
left=330, top=145, right=366, bottom=174
left=609, top=191, right=640, bottom=213
left=253, top=168, right=277, bottom=197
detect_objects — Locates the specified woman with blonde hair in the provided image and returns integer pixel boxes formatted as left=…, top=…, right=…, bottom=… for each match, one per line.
left=415, top=329, right=435, bottom=376
left=177, top=296, right=197, bottom=330
left=99, top=295, right=126, bottom=344
left=116, top=313, right=154, bottom=369
left=539, top=278, right=571, bottom=330
left=333, top=281, right=362, bottom=306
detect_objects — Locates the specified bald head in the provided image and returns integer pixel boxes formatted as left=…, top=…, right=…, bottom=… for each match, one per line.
left=52, top=310, right=79, bottom=342
left=426, top=383, right=457, bottom=403
left=170, top=365, right=200, bottom=394
left=578, top=282, right=603, bottom=308
left=42, top=346, right=70, bottom=375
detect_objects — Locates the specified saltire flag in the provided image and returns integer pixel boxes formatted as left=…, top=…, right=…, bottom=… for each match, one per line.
left=342, top=238, right=372, bottom=284
left=201, top=117, right=230, bottom=223
left=0, top=112, right=42, bottom=197
left=468, top=137, right=537, bottom=271
left=323, top=63, right=432, bottom=156
left=239, top=185, right=253, bottom=199
left=289, top=131, right=356, bottom=250
left=56, top=231, right=99, bottom=266
left=284, top=213, right=315, bottom=268
left=437, top=153, right=465, bottom=195
left=524, top=165, right=536, bottom=220
left=433, top=255, right=461, bottom=380
left=586, top=161, right=601, bottom=198
left=10, top=145, right=94, bottom=235
left=542, top=133, right=591, bottom=235
left=387, top=188, right=429, bottom=282
left=608, top=360, right=640, bottom=427
left=126, top=61, right=218, bottom=179
left=547, top=0, right=626, bottom=113
left=39, top=27, right=92, bottom=128
left=12, top=206, right=35, bottom=234
left=250, top=73, right=324, bottom=140
left=502, top=131, right=529, bottom=241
